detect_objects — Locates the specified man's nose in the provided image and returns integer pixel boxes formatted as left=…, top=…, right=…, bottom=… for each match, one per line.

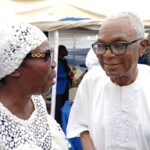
left=103, top=46, right=115, bottom=56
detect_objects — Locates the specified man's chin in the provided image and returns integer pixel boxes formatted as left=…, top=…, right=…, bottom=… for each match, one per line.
left=105, top=71, right=121, bottom=77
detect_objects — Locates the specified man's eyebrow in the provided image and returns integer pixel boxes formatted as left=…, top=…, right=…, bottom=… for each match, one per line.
left=96, top=38, right=129, bottom=44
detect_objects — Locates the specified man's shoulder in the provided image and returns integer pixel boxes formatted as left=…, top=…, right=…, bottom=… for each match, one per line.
left=138, top=64, right=150, bottom=72
left=81, top=66, right=108, bottom=86
left=138, top=64, right=150, bottom=79
left=85, top=66, right=106, bottom=78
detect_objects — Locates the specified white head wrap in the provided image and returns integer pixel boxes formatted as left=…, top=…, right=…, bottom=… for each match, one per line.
left=0, top=18, right=47, bottom=79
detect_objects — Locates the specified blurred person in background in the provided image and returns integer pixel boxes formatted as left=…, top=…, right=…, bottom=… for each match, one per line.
left=85, top=47, right=100, bottom=70
left=143, top=31, right=150, bottom=65
left=55, top=45, right=74, bottom=126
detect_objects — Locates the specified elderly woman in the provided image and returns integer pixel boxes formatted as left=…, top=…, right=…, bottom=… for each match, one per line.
left=0, top=18, right=70, bottom=150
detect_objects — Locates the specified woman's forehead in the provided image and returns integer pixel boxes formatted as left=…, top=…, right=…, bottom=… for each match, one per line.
left=33, top=41, right=50, bottom=52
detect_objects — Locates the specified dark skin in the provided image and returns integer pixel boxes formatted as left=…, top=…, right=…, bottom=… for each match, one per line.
left=97, top=17, right=148, bottom=86
left=80, top=17, right=148, bottom=150
left=0, top=41, right=56, bottom=120
left=80, top=131, right=95, bottom=150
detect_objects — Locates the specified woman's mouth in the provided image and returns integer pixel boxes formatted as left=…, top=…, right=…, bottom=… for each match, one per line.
left=48, top=76, right=56, bottom=86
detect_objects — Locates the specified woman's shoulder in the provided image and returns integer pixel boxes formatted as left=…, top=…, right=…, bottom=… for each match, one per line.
left=47, top=115, right=71, bottom=150
left=32, top=95, right=47, bottom=108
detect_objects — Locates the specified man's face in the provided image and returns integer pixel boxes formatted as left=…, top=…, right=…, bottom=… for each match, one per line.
left=96, top=17, right=142, bottom=78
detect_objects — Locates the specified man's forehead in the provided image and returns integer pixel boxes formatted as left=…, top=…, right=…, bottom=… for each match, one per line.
left=98, top=30, right=133, bottom=37
left=98, top=19, right=134, bottom=39
left=98, top=29, right=134, bottom=40
left=102, top=16, right=129, bottom=25
left=100, top=18, right=131, bottom=31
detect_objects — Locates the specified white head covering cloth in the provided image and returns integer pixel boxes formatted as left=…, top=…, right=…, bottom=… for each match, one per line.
left=0, top=17, right=47, bottom=79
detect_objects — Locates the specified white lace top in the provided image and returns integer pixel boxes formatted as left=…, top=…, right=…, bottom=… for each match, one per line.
left=0, top=95, right=70, bottom=150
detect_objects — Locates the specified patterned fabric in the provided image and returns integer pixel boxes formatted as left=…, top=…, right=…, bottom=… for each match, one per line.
left=67, top=64, right=150, bottom=150
left=104, top=82, right=139, bottom=149
left=0, top=17, right=47, bottom=79
left=0, top=95, right=70, bottom=150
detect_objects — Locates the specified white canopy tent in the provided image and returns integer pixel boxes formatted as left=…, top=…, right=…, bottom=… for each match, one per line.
left=1, top=0, right=150, bottom=116
left=1, top=0, right=150, bottom=30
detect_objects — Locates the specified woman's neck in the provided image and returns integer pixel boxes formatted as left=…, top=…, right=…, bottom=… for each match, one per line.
left=0, top=85, right=34, bottom=120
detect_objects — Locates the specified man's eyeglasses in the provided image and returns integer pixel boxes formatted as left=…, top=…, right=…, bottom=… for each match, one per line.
left=26, top=50, right=52, bottom=61
left=92, top=38, right=142, bottom=55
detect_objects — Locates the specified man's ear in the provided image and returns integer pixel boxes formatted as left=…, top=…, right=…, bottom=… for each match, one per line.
left=139, top=39, right=148, bottom=56
left=10, top=69, right=21, bottom=77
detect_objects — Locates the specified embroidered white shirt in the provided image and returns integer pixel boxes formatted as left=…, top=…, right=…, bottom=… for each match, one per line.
left=67, top=64, right=150, bottom=150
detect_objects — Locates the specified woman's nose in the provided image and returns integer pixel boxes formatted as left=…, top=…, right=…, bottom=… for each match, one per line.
left=50, top=60, right=56, bottom=69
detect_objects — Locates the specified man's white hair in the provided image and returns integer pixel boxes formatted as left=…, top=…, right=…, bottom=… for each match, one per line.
left=102, top=12, right=144, bottom=39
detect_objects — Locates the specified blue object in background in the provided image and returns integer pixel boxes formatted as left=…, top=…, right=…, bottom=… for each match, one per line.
left=138, top=55, right=145, bottom=64
left=59, top=17, right=91, bottom=21
left=61, top=100, right=83, bottom=150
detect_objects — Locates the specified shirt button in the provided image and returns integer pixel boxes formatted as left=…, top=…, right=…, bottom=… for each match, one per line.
left=123, top=104, right=129, bottom=112
left=125, top=104, right=129, bottom=109
left=116, top=137, right=120, bottom=141
left=126, top=138, right=129, bottom=142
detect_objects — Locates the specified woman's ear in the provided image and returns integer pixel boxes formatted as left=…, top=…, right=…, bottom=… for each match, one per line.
left=10, top=69, right=21, bottom=77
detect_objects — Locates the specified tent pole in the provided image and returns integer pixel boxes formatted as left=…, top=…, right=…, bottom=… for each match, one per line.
left=50, top=30, right=59, bottom=117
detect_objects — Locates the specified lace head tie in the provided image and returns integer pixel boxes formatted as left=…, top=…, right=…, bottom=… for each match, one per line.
left=0, top=18, right=47, bottom=79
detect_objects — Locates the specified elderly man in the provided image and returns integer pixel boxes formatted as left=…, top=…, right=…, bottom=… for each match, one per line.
left=67, top=12, right=150, bottom=150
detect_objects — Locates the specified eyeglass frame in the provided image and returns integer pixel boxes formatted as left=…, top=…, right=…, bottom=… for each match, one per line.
left=25, top=49, right=53, bottom=61
left=92, top=38, right=142, bottom=55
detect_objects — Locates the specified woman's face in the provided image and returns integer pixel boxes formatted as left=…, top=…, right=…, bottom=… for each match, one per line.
left=20, top=41, right=56, bottom=94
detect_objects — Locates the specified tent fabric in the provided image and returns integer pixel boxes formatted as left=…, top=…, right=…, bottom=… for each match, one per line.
left=1, top=0, right=150, bottom=31
left=32, top=20, right=102, bottom=31
left=0, top=0, right=108, bottom=31
left=11, top=0, right=106, bottom=22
